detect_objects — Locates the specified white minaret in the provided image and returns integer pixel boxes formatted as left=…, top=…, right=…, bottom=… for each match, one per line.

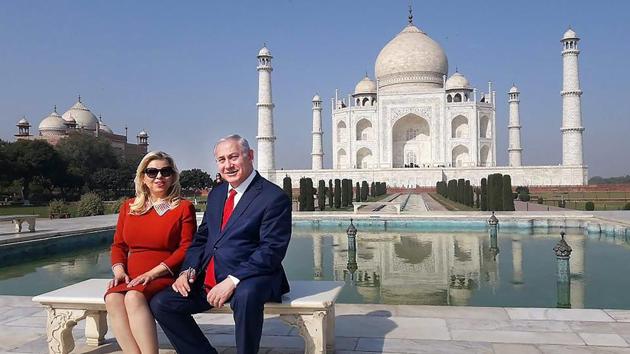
left=256, top=45, right=276, bottom=176
left=311, top=94, right=324, bottom=170
left=508, top=84, right=523, bottom=166
left=561, top=28, right=585, bottom=166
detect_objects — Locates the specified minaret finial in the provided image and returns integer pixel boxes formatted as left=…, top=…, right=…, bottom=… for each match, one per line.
left=53, top=105, right=57, bottom=113
left=78, top=94, right=81, bottom=103
left=408, top=1, right=413, bottom=24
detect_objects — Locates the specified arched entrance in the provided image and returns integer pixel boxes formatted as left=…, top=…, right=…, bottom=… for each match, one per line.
left=356, top=147, right=373, bottom=169
left=452, top=145, right=470, bottom=167
left=392, top=113, right=431, bottom=168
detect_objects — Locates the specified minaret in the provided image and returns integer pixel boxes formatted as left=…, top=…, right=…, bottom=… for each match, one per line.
left=508, top=85, right=523, bottom=166
left=311, top=94, right=323, bottom=170
left=256, top=45, right=276, bottom=176
left=561, top=28, right=585, bottom=166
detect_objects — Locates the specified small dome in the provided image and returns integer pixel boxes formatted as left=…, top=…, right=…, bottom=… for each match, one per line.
left=98, top=119, right=113, bottom=134
left=138, top=130, right=148, bottom=137
left=17, top=117, right=30, bottom=126
left=258, top=46, right=272, bottom=57
left=312, top=94, right=322, bottom=102
left=354, top=75, right=377, bottom=95
left=509, top=85, right=519, bottom=93
left=38, top=110, right=67, bottom=132
left=62, top=99, right=98, bottom=131
left=562, top=28, right=578, bottom=40
left=375, top=24, right=448, bottom=89
left=445, top=72, right=470, bottom=90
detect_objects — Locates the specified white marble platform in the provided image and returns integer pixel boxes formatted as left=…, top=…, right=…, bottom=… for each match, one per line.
left=2, top=295, right=630, bottom=353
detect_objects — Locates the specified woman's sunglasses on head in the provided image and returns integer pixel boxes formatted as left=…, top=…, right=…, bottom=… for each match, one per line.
left=144, top=167, right=174, bottom=178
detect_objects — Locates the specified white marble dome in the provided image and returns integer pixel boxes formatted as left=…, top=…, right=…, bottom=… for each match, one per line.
left=354, top=75, right=377, bottom=94
left=98, top=119, right=113, bottom=134
left=17, top=117, right=29, bottom=126
left=138, top=130, right=148, bottom=137
left=258, top=46, right=272, bottom=57
left=445, top=72, right=470, bottom=90
left=62, top=100, right=98, bottom=131
left=509, top=85, right=519, bottom=93
left=312, top=94, right=322, bottom=102
left=562, top=28, right=578, bottom=40
left=38, top=110, right=67, bottom=133
left=375, top=24, right=448, bottom=88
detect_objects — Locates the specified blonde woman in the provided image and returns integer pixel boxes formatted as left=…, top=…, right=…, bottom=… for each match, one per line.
left=105, top=151, right=196, bottom=354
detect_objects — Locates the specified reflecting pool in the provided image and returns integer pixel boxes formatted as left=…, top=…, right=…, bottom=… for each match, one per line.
left=1, top=225, right=629, bottom=309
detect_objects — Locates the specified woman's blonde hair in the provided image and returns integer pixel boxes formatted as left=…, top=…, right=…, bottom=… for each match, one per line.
left=129, top=151, right=181, bottom=215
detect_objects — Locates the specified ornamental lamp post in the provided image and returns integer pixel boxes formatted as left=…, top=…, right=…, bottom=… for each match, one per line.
left=346, top=219, right=358, bottom=281
left=488, top=212, right=499, bottom=259
left=553, top=232, right=572, bottom=308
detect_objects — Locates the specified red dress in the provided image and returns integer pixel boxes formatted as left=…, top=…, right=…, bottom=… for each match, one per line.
left=105, top=199, right=196, bottom=300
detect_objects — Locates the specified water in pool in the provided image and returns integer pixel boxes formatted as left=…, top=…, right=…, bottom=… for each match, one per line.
left=1, top=225, right=628, bottom=309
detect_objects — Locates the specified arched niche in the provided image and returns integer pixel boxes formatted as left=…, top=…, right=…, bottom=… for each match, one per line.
left=452, top=144, right=470, bottom=167
left=480, top=145, right=491, bottom=167
left=479, top=116, right=491, bottom=138
left=356, top=147, right=373, bottom=169
left=451, top=115, right=469, bottom=139
left=337, top=148, right=347, bottom=169
left=337, top=120, right=347, bottom=143
left=356, top=118, right=372, bottom=141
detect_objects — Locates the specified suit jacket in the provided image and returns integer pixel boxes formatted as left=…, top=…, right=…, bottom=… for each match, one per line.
left=181, top=172, right=291, bottom=301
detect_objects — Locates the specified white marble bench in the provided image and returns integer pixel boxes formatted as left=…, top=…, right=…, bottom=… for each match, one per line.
left=33, top=278, right=344, bottom=354
left=353, top=201, right=401, bottom=214
left=0, top=214, right=37, bottom=232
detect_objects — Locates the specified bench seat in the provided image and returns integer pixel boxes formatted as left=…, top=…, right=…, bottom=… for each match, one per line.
left=33, top=278, right=344, bottom=354
left=0, top=214, right=37, bottom=232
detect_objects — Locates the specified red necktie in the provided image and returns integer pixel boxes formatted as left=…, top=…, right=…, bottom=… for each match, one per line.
left=204, top=189, right=237, bottom=289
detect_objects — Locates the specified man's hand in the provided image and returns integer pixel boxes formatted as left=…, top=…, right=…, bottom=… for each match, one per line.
left=206, top=278, right=236, bottom=308
left=172, top=270, right=195, bottom=297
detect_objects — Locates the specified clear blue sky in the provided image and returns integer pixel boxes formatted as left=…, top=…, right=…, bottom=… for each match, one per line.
left=1, top=0, right=628, bottom=178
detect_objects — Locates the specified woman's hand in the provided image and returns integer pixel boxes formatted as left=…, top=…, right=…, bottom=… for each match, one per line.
left=108, top=265, right=130, bottom=289
left=127, top=271, right=156, bottom=288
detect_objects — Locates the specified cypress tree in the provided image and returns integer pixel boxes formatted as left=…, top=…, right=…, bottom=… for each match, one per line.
left=480, top=178, right=488, bottom=211
left=447, top=179, right=457, bottom=201
left=457, top=179, right=465, bottom=204
left=318, top=180, right=326, bottom=211
left=334, top=179, right=341, bottom=208
left=355, top=182, right=361, bottom=202
left=502, top=174, right=515, bottom=211
left=306, top=178, right=315, bottom=211
left=341, top=179, right=349, bottom=207
left=489, top=173, right=504, bottom=211
left=370, top=182, right=376, bottom=197
left=328, top=179, right=333, bottom=208
left=464, top=180, right=471, bottom=206
left=361, top=181, right=369, bottom=201
left=282, top=175, right=292, bottom=200
left=348, top=179, right=353, bottom=205
left=298, top=177, right=305, bottom=211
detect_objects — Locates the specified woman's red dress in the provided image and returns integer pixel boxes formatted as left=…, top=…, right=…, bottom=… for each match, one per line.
left=105, top=199, right=196, bottom=300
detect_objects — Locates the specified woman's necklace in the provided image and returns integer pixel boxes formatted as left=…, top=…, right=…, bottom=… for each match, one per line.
left=151, top=197, right=171, bottom=216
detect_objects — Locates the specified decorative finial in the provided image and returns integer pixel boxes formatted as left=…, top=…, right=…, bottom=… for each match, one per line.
left=263, top=42, right=267, bottom=48
left=365, top=71, right=369, bottom=78
left=455, top=66, right=459, bottom=73
left=99, top=114, right=103, bottom=122
left=553, top=231, right=572, bottom=257
left=408, top=1, right=413, bottom=24
left=78, top=94, right=81, bottom=103
left=53, top=105, right=57, bottom=113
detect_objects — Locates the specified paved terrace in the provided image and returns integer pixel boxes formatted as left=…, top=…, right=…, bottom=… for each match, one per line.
left=2, top=295, right=630, bottom=353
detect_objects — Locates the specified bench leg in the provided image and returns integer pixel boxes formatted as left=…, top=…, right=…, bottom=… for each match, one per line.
left=85, top=311, right=108, bottom=346
left=280, top=311, right=327, bottom=354
left=14, top=219, right=23, bottom=233
left=45, top=308, right=88, bottom=354
left=27, top=218, right=36, bottom=232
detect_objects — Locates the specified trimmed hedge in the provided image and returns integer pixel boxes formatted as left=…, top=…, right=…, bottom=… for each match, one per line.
left=318, top=180, right=326, bottom=211
left=585, top=201, right=595, bottom=211
left=282, top=176, right=292, bottom=200
left=502, top=174, right=515, bottom=211
left=480, top=178, right=488, bottom=211
left=334, top=179, right=341, bottom=209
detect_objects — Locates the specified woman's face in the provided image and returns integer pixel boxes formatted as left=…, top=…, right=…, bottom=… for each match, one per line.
left=143, top=159, right=174, bottom=199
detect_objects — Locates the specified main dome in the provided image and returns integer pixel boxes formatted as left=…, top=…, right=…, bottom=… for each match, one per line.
left=375, top=24, right=448, bottom=90
left=62, top=100, right=98, bottom=131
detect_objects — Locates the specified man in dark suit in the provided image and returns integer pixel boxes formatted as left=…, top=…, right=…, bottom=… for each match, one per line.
left=150, top=134, right=291, bottom=354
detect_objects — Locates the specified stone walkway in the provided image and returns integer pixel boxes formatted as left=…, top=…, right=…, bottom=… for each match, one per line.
left=419, top=192, right=449, bottom=211
left=2, top=295, right=630, bottom=353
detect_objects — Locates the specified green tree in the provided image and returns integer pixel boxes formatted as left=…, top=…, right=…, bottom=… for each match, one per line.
left=502, top=174, right=515, bottom=211
left=328, top=179, right=333, bottom=208
left=317, top=180, right=326, bottom=211
left=282, top=176, right=292, bottom=200
left=334, top=179, right=341, bottom=208
left=480, top=178, right=488, bottom=211
left=56, top=133, right=119, bottom=186
left=4, top=140, right=66, bottom=201
left=355, top=182, right=361, bottom=202
left=179, top=169, right=212, bottom=194
left=341, top=179, right=349, bottom=207
left=360, top=181, right=369, bottom=202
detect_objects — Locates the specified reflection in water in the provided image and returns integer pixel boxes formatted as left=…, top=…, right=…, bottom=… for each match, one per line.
left=567, top=234, right=585, bottom=308
left=511, top=238, right=524, bottom=287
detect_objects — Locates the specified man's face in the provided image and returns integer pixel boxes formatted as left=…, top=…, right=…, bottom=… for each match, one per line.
left=215, top=139, right=254, bottom=188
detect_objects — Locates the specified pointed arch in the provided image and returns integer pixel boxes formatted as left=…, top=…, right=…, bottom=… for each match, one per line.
left=452, top=145, right=470, bottom=167
left=392, top=113, right=431, bottom=168
left=336, top=120, right=347, bottom=143
left=479, top=116, right=491, bottom=138
left=451, top=115, right=469, bottom=139
left=356, top=118, right=372, bottom=141
left=356, top=147, right=373, bottom=169
left=337, top=148, right=347, bottom=169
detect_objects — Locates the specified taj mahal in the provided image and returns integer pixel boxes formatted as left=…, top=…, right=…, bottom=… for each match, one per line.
left=254, top=10, right=588, bottom=188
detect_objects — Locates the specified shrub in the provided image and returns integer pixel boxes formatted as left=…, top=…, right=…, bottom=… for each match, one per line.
left=488, top=173, right=504, bottom=211
left=502, top=175, right=515, bottom=211
left=328, top=179, right=334, bottom=208
left=282, top=176, right=292, bottom=200
left=355, top=182, right=361, bottom=202
left=341, top=179, right=349, bottom=207
left=49, top=199, right=70, bottom=218
left=480, top=178, right=488, bottom=211
left=537, top=196, right=544, bottom=204
left=348, top=179, right=353, bottom=205
left=447, top=179, right=457, bottom=201
left=457, top=179, right=465, bottom=204
left=298, top=178, right=306, bottom=211
left=305, top=178, right=315, bottom=211
left=585, top=201, right=595, bottom=211
left=361, top=181, right=369, bottom=202
left=334, top=179, right=341, bottom=208
left=112, top=197, right=127, bottom=213
left=370, top=182, right=376, bottom=197
left=318, top=180, right=326, bottom=211
left=518, top=192, right=531, bottom=202
left=623, top=202, right=630, bottom=210
left=77, top=192, right=105, bottom=216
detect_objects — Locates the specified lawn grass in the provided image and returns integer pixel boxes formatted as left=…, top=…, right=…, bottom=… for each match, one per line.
left=0, top=202, right=120, bottom=218
left=429, top=192, right=478, bottom=211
